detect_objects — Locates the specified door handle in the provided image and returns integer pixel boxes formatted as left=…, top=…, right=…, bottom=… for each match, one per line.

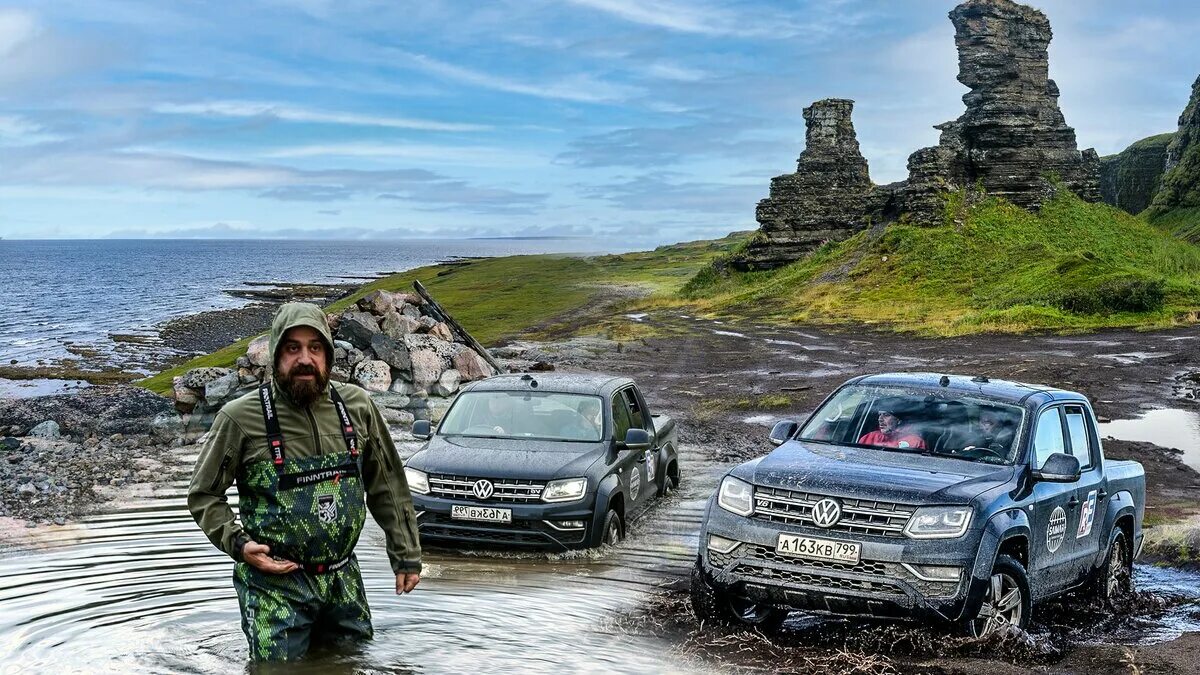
left=1067, top=495, right=1080, bottom=507
left=1097, top=489, right=1108, bottom=500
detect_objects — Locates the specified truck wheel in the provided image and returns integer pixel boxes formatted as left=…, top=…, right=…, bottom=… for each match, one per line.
left=690, top=563, right=787, bottom=632
left=1090, top=529, right=1134, bottom=605
left=601, top=508, right=623, bottom=546
left=658, top=464, right=678, bottom=497
left=967, top=554, right=1030, bottom=637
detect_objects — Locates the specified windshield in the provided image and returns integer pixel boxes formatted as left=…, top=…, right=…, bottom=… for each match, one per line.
left=797, top=384, right=1025, bottom=465
left=438, top=391, right=605, bottom=442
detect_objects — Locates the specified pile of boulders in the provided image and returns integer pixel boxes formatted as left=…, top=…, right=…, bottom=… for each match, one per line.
left=171, top=289, right=497, bottom=429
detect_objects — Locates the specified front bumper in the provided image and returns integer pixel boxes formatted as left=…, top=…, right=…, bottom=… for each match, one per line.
left=413, top=494, right=597, bottom=551
left=700, top=502, right=987, bottom=623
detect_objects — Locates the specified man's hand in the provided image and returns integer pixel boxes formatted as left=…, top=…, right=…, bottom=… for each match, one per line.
left=396, top=572, right=420, bottom=594
left=242, top=541, right=299, bottom=574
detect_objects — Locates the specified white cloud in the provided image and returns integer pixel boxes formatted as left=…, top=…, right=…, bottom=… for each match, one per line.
left=399, top=51, right=641, bottom=103
left=563, top=0, right=743, bottom=36
left=263, top=141, right=549, bottom=167
left=0, top=8, right=39, bottom=57
left=152, top=100, right=491, bottom=132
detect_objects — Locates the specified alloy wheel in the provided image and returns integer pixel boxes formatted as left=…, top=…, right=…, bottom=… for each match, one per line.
left=973, top=571, right=1023, bottom=637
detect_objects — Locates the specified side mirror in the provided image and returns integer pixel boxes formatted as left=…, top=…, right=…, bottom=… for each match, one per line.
left=623, top=428, right=651, bottom=450
left=1032, top=452, right=1081, bottom=483
left=769, top=420, right=799, bottom=446
left=412, top=420, right=432, bottom=440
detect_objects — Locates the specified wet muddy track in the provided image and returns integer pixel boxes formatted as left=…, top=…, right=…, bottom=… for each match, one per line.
left=3, top=313, right=1200, bottom=672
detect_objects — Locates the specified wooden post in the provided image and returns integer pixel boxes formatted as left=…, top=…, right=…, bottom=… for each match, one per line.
left=413, top=279, right=504, bottom=375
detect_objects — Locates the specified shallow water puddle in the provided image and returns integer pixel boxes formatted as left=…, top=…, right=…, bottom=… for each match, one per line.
left=1099, top=408, right=1200, bottom=472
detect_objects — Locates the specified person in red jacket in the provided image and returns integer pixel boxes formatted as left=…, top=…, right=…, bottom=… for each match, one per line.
left=859, top=408, right=927, bottom=450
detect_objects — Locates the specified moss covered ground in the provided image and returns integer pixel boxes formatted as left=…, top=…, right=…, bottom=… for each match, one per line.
left=675, top=191, right=1200, bottom=336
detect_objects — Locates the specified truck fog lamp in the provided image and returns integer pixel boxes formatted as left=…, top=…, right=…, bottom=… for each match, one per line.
left=405, top=467, right=430, bottom=495
left=707, top=534, right=741, bottom=554
left=546, top=519, right=586, bottom=531
left=542, top=478, right=588, bottom=503
left=903, top=506, right=972, bottom=539
left=717, top=476, right=755, bottom=516
left=902, top=563, right=962, bottom=582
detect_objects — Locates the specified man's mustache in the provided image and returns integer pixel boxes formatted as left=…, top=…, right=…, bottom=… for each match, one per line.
left=291, top=364, right=320, bottom=376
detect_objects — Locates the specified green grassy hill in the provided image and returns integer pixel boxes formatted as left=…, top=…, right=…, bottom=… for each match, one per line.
left=675, top=191, right=1200, bottom=336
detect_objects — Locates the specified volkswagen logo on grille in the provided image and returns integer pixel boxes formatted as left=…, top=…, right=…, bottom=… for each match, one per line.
left=811, top=497, right=842, bottom=528
left=472, top=479, right=494, bottom=500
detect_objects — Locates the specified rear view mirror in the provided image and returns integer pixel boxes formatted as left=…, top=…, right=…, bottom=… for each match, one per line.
left=623, top=428, right=651, bottom=450
left=769, top=421, right=798, bottom=446
left=1032, top=452, right=1081, bottom=483
left=412, top=420, right=432, bottom=440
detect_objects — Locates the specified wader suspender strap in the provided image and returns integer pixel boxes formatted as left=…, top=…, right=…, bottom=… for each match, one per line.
left=258, top=384, right=285, bottom=471
left=328, top=386, right=360, bottom=459
left=258, top=383, right=360, bottom=472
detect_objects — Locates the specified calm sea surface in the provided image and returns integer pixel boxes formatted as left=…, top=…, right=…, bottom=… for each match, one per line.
left=0, top=238, right=611, bottom=373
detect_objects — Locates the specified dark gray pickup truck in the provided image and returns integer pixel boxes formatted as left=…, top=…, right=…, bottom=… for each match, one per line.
left=693, top=373, right=1145, bottom=636
left=405, top=373, right=680, bottom=550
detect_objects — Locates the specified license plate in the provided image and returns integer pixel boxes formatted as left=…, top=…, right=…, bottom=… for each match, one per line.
left=776, top=533, right=861, bottom=565
left=451, top=505, right=512, bottom=523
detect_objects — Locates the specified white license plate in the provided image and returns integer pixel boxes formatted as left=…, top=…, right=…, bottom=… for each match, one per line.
left=451, top=505, right=512, bottom=523
left=776, top=533, right=861, bottom=565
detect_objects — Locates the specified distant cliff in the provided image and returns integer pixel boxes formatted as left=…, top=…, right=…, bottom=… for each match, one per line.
left=1099, top=133, right=1173, bottom=215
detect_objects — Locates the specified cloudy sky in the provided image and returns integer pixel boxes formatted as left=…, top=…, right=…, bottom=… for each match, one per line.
left=0, top=0, right=1196, bottom=243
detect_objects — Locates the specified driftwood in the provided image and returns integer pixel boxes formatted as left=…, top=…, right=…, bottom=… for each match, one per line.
left=413, top=280, right=504, bottom=375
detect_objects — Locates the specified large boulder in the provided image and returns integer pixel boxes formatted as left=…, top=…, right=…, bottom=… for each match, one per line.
left=358, top=290, right=402, bottom=316
left=429, top=322, right=454, bottom=341
left=149, top=411, right=185, bottom=441
left=353, top=360, right=392, bottom=392
left=205, top=371, right=242, bottom=406
left=403, top=334, right=457, bottom=364
left=389, top=379, right=419, bottom=396
left=370, top=333, right=411, bottom=373
left=336, top=311, right=381, bottom=350
left=431, top=369, right=461, bottom=397
left=381, top=311, right=421, bottom=339
left=246, top=335, right=271, bottom=367
left=29, top=420, right=62, bottom=439
left=452, top=348, right=493, bottom=382
left=409, top=349, right=445, bottom=390
left=399, top=303, right=422, bottom=320
left=173, top=376, right=200, bottom=414
left=182, top=367, right=234, bottom=390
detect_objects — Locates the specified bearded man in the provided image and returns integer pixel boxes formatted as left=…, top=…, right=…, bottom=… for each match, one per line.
left=188, top=302, right=421, bottom=661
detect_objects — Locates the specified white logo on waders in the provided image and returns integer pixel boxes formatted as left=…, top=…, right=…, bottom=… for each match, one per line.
left=317, top=495, right=338, bottom=523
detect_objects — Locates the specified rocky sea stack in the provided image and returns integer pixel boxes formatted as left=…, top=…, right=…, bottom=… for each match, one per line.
left=733, top=0, right=1101, bottom=271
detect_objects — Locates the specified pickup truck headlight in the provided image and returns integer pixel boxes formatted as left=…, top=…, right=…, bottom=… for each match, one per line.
left=542, top=477, right=587, bottom=503
left=404, top=467, right=429, bottom=495
left=717, top=476, right=755, bottom=516
left=903, top=506, right=972, bottom=539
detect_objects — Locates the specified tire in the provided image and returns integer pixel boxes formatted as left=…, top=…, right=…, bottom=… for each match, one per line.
left=1089, top=529, right=1134, bottom=606
left=690, top=561, right=787, bottom=632
left=657, top=462, right=679, bottom=497
left=601, top=508, right=623, bottom=546
left=966, top=554, right=1031, bottom=637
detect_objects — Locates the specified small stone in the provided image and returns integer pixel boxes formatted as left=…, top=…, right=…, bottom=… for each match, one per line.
left=205, top=371, right=241, bottom=406
left=389, top=379, right=418, bottom=396
left=17, top=482, right=36, bottom=496
left=431, top=369, right=461, bottom=397
left=29, top=421, right=62, bottom=439
left=400, top=303, right=422, bottom=320
left=429, top=322, right=454, bottom=341
left=53, top=517, right=66, bottom=526
left=381, top=311, right=421, bottom=339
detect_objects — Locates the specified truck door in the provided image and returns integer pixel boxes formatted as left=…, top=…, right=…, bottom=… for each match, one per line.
left=1027, top=406, right=1079, bottom=596
left=1063, top=404, right=1106, bottom=582
left=612, top=388, right=653, bottom=516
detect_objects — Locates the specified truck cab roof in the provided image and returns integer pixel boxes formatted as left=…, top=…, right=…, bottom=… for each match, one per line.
left=852, top=372, right=1089, bottom=410
left=463, top=372, right=635, bottom=397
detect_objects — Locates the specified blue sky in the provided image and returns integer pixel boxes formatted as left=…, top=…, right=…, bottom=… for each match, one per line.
left=0, top=0, right=1196, bottom=243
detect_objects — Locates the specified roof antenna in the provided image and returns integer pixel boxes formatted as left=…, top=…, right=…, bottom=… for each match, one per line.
left=939, top=375, right=950, bottom=387
left=971, top=375, right=990, bottom=383
left=520, top=373, right=538, bottom=388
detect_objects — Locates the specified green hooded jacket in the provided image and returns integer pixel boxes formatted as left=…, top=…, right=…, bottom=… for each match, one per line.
left=187, top=302, right=422, bottom=574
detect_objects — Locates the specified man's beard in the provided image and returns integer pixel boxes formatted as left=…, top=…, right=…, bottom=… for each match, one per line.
left=278, top=363, right=329, bottom=407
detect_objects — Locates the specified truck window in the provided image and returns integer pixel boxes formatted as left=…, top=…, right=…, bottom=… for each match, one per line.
left=622, top=388, right=647, bottom=430
left=1033, top=407, right=1067, bottom=469
left=612, top=393, right=634, bottom=443
left=1063, top=406, right=1094, bottom=470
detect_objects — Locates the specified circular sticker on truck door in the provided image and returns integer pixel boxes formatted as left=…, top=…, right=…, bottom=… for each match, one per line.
left=629, top=468, right=641, bottom=501
left=1046, top=506, right=1067, bottom=553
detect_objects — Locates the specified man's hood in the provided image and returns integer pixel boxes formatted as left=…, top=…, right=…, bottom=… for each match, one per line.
left=269, top=302, right=335, bottom=368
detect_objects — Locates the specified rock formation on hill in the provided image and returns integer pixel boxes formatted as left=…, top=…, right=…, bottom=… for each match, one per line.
left=734, top=100, right=884, bottom=270
left=1099, top=134, right=1174, bottom=215
left=731, top=0, right=1101, bottom=271
left=1147, top=76, right=1200, bottom=217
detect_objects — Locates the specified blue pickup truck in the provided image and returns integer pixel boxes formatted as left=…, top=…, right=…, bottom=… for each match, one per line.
left=692, top=373, right=1145, bottom=636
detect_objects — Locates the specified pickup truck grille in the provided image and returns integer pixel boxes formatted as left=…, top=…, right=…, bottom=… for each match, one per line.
left=427, top=474, right=546, bottom=503
left=751, top=486, right=914, bottom=538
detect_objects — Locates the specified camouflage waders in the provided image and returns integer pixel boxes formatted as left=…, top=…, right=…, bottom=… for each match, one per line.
left=234, top=383, right=371, bottom=661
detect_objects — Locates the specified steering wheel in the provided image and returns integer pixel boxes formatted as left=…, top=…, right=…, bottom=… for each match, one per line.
left=464, top=424, right=505, bottom=435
